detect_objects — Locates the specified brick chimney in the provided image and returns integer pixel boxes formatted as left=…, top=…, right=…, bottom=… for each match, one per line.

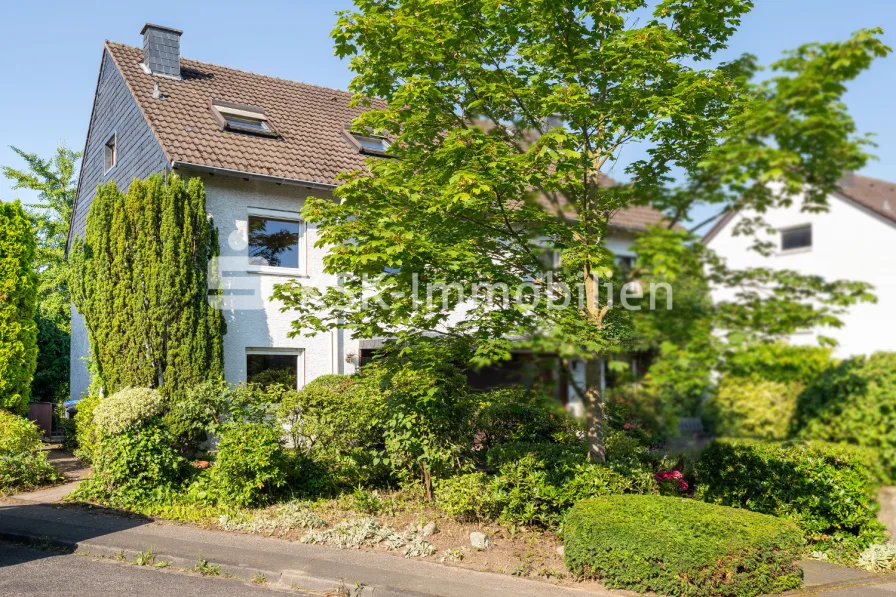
left=140, top=24, right=182, bottom=79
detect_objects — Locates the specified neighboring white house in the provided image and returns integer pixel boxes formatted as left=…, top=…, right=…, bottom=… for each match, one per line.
left=68, top=24, right=672, bottom=409
left=703, top=173, right=896, bottom=358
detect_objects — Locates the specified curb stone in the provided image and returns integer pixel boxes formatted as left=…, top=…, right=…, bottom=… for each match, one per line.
left=0, top=528, right=449, bottom=597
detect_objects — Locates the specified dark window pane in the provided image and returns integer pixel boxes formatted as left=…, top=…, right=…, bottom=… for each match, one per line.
left=248, top=216, right=300, bottom=268
left=352, top=134, right=390, bottom=152
left=247, top=353, right=297, bottom=389
left=781, top=225, right=812, bottom=251
left=226, top=115, right=269, bottom=131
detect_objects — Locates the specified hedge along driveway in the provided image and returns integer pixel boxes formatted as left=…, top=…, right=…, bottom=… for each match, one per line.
left=563, top=495, right=805, bottom=597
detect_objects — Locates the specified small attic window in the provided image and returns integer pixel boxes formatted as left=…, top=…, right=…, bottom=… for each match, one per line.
left=344, top=127, right=392, bottom=156
left=210, top=99, right=279, bottom=138
left=104, top=134, right=117, bottom=173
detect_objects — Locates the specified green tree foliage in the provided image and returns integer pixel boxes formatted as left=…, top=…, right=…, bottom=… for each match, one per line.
left=721, top=342, right=833, bottom=384
left=2, top=144, right=81, bottom=401
left=274, top=0, right=888, bottom=460
left=790, top=352, right=896, bottom=483
left=69, top=174, right=225, bottom=400
left=0, top=200, right=39, bottom=414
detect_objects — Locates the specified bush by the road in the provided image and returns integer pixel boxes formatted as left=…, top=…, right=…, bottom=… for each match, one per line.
left=563, top=494, right=805, bottom=597
left=0, top=410, right=60, bottom=492
left=790, top=352, right=896, bottom=483
left=697, top=438, right=885, bottom=553
left=705, top=377, right=803, bottom=440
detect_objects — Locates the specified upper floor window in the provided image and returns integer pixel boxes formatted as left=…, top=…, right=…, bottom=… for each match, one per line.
left=104, top=134, right=116, bottom=173
left=248, top=210, right=303, bottom=271
left=210, top=99, right=279, bottom=138
left=780, top=224, right=812, bottom=252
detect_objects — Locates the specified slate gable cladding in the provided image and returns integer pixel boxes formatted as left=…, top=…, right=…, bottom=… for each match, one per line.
left=70, top=49, right=169, bottom=243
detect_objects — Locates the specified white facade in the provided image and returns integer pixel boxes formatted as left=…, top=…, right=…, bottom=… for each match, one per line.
left=69, top=170, right=640, bottom=402
left=704, top=192, right=896, bottom=358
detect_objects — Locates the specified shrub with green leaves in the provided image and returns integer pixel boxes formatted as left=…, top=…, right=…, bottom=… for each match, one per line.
left=0, top=411, right=60, bottom=492
left=0, top=199, right=39, bottom=415
left=210, top=421, right=288, bottom=507
left=277, top=373, right=388, bottom=487
left=722, top=342, right=832, bottom=384
left=705, top=377, right=804, bottom=440
left=474, top=387, right=580, bottom=452
left=564, top=495, right=805, bottom=597
left=697, top=439, right=885, bottom=552
left=375, top=345, right=477, bottom=498
left=439, top=450, right=654, bottom=527
left=790, top=352, right=896, bottom=483
left=75, top=421, right=184, bottom=506
left=71, top=393, right=102, bottom=463
left=93, top=387, right=166, bottom=436
left=163, top=380, right=228, bottom=454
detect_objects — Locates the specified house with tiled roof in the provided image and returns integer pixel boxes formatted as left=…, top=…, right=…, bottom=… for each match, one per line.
left=704, top=172, right=896, bottom=357
left=68, top=24, right=674, bottom=405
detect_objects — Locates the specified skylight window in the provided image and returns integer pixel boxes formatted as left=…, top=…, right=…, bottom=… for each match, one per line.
left=210, top=99, right=279, bottom=138
left=344, top=127, right=392, bottom=155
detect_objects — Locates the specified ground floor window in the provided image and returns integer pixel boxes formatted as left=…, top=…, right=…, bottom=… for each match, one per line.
left=247, top=351, right=299, bottom=389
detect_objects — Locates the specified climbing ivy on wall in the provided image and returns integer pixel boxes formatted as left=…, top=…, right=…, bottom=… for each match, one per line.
left=0, top=199, right=39, bottom=415
left=70, top=174, right=225, bottom=400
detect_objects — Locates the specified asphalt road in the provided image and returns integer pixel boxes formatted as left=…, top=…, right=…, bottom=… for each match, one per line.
left=0, top=542, right=307, bottom=596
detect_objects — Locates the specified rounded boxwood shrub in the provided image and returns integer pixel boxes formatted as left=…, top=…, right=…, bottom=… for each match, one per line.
left=563, top=495, right=805, bottom=597
left=790, top=352, right=896, bottom=483
left=697, top=439, right=885, bottom=551
left=93, top=387, right=166, bottom=436
left=705, top=377, right=803, bottom=440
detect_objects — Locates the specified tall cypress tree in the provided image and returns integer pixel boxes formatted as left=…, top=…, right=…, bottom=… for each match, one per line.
left=0, top=200, right=39, bottom=415
left=70, top=174, right=225, bottom=400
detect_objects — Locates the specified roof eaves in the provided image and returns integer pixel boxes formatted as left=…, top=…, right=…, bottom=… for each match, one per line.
left=171, top=161, right=337, bottom=191
left=66, top=45, right=109, bottom=256
left=103, top=40, right=174, bottom=166
left=701, top=209, right=737, bottom=244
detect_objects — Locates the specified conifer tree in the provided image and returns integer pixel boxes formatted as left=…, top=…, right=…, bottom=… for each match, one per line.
left=0, top=199, right=39, bottom=414
left=70, top=174, right=225, bottom=400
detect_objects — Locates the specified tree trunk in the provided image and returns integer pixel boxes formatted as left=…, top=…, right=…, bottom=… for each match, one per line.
left=582, top=261, right=607, bottom=462
left=583, top=357, right=606, bottom=462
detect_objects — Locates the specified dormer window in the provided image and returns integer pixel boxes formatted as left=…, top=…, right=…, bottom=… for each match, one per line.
left=210, top=99, right=279, bottom=138
left=344, top=127, right=392, bottom=156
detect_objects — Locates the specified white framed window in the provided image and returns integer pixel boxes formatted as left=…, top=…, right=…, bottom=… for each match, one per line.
left=246, top=348, right=304, bottom=390
left=104, top=133, right=117, bottom=174
left=246, top=207, right=306, bottom=276
left=780, top=224, right=812, bottom=253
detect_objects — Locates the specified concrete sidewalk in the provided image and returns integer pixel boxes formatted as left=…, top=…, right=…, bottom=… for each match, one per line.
left=1, top=498, right=893, bottom=596
left=0, top=501, right=606, bottom=596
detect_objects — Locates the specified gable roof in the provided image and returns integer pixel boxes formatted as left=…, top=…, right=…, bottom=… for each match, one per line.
left=836, top=173, right=896, bottom=224
left=103, top=41, right=671, bottom=231
left=702, top=172, right=896, bottom=244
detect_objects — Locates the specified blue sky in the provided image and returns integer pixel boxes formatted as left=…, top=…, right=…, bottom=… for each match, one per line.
left=1, top=0, right=893, bottom=230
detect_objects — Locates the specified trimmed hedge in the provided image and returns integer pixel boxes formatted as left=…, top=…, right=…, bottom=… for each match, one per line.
left=564, top=495, right=805, bottom=597
left=705, top=377, right=803, bottom=440
left=697, top=439, right=885, bottom=550
left=790, top=352, right=896, bottom=483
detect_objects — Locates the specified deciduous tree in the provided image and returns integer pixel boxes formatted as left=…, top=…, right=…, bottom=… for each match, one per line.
left=275, top=0, right=888, bottom=460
